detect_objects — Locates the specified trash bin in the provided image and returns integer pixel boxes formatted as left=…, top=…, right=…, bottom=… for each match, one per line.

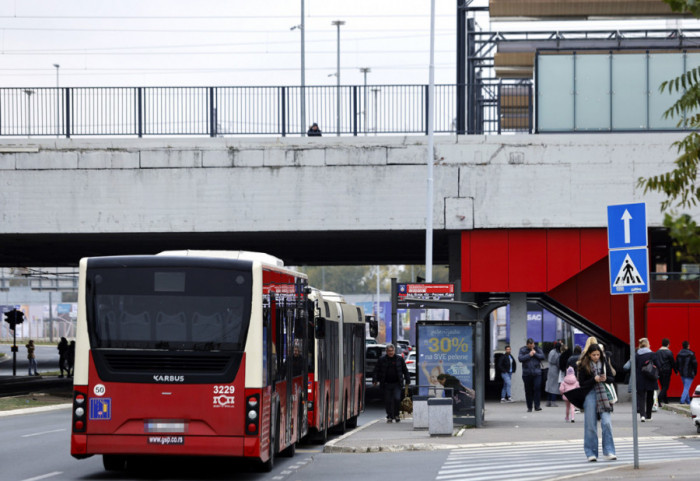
left=412, top=395, right=429, bottom=430
left=428, top=397, right=453, bottom=436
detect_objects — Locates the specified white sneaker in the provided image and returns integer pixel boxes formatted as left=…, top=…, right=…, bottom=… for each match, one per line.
left=640, top=417, right=646, bottom=422
left=588, top=456, right=597, bottom=462
left=604, top=454, right=617, bottom=461
left=500, top=398, right=507, bottom=403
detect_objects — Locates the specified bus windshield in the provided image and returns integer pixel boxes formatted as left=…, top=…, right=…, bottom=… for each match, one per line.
left=86, top=265, right=252, bottom=351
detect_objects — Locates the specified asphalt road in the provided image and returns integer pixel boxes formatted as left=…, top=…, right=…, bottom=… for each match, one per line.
left=2, top=400, right=422, bottom=481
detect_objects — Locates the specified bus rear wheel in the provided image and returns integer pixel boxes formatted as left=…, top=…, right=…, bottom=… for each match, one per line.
left=102, top=454, right=127, bottom=472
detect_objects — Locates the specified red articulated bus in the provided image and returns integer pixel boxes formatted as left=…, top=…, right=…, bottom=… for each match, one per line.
left=70, top=250, right=318, bottom=472
left=305, top=290, right=366, bottom=442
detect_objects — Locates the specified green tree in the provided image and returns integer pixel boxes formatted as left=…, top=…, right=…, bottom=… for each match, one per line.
left=637, top=0, right=700, bottom=263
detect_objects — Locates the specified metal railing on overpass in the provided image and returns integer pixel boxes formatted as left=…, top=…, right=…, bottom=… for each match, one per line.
left=0, top=81, right=533, bottom=138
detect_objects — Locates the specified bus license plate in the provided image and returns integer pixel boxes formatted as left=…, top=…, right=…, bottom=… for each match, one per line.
left=147, top=435, right=184, bottom=445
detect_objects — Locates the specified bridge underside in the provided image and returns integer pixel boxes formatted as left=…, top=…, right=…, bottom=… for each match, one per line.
left=0, top=230, right=456, bottom=267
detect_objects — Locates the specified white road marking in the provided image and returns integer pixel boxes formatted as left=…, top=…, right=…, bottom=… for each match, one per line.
left=21, top=428, right=66, bottom=438
left=21, top=472, right=63, bottom=481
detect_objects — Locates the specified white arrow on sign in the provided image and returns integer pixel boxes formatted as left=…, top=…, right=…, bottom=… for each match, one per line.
left=621, top=209, right=632, bottom=244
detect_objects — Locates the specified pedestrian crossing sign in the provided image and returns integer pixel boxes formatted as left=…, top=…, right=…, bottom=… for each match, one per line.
left=609, top=248, right=649, bottom=295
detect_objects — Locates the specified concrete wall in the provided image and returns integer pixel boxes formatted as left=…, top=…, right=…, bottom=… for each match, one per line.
left=0, top=134, right=693, bottom=235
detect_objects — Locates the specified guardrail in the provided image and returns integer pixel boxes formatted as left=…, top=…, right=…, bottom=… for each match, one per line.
left=0, top=82, right=533, bottom=138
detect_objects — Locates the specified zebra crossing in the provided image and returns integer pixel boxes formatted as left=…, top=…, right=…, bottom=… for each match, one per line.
left=436, top=437, right=700, bottom=481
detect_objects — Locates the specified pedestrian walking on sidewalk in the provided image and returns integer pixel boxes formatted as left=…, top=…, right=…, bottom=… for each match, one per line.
left=677, top=341, right=698, bottom=405
left=559, top=366, right=579, bottom=422
left=373, top=343, right=411, bottom=423
left=635, top=338, right=658, bottom=422
left=518, top=338, right=545, bottom=412
left=656, top=338, right=676, bottom=406
left=497, top=345, right=516, bottom=402
left=577, top=344, right=616, bottom=462
left=545, top=341, right=562, bottom=407
left=26, top=339, right=39, bottom=376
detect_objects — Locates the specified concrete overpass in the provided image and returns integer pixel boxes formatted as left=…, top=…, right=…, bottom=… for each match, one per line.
left=0, top=133, right=693, bottom=267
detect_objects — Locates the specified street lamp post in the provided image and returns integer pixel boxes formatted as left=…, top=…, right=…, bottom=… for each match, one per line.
left=360, top=67, right=371, bottom=135
left=23, top=89, right=34, bottom=137
left=292, top=1, right=306, bottom=134
left=53, top=64, right=60, bottom=138
left=332, top=20, right=345, bottom=136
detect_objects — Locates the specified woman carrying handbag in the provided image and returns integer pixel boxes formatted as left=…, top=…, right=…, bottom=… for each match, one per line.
left=577, top=344, right=617, bottom=462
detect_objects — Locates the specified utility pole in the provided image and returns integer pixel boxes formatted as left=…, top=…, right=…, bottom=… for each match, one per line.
left=425, top=0, right=436, bottom=282
left=53, top=64, right=60, bottom=138
left=332, top=20, right=345, bottom=136
left=360, top=68, right=371, bottom=134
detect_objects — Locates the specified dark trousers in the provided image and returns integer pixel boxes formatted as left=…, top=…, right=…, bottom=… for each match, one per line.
left=658, top=371, right=672, bottom=405
left=382, top=382, right=402, bottom=419
left=637, top=389, right=654, bottom=418
left=523, top=373, right=542, bottom=410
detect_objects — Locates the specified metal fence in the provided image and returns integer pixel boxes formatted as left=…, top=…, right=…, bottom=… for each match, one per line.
left=0, top=81, right=533, bottom=138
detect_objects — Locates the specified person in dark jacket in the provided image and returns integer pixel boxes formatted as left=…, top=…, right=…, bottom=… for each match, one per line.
left=677, top=340, right=698, bottom=404
left=497, top=345, right=516, bottom=402
left=57, top=337, right=69, bottom=378
left=518, top=338, right=545, bottom=412
left=656, top=338, right=676, bottom=406
left=373, top=343, right=411, bottom=422
left=307, top=123, right=322, bottom=136
left=577, top=344, right=616, bottom=462
left=567, top=345, right=582, bottom=372
left=559, top=345, right=572, bottom=372
left=635, top=337, right=658, bottom=421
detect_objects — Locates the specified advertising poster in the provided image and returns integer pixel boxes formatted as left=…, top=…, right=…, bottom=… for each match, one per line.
left=417, top=323, right=474, bottom=401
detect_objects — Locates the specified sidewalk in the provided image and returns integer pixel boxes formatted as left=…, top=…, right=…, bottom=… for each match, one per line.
left=326, top=400, right=700, bottom=479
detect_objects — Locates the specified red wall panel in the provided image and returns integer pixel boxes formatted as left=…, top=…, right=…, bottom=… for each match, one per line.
left=460, top=232, right=472, bottom=292
left=580, top=229, right=608, bottom=270
left=547, top=230, right=582, bottom=291
left=469, top=231, right=509, bottom=292
left=647, top=304, right=695, bottom=398
left=508, top=230, right=547, bottom=292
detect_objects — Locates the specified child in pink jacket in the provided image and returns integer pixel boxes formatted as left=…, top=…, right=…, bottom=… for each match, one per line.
left=559, top=366, right=579, bottom=422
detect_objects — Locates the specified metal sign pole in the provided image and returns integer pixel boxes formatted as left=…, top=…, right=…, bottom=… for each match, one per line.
left=629, top=293, right=639, bottom=469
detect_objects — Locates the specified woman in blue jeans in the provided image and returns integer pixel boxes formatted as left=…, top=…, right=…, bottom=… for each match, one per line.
left=577, top=344, right=616, bottom=462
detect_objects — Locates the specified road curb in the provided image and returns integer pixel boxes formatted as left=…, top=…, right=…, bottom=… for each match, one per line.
left=0, top=403, right=71, bottom=417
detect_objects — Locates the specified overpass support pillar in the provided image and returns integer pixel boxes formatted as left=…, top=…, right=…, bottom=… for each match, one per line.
left=509, top=292, right=527, bottom=402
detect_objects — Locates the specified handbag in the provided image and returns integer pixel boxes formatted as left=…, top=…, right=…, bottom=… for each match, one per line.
left=603, top=364, right=617, bottom=404
left=400, top=386, right=413, bottom=414
left=642, top=360, right=659, bottom=381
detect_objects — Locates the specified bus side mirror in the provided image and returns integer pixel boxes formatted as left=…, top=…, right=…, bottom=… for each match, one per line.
left=315, top=317, right=326, bottom=339
left=365, top=315, right=378, bottom=338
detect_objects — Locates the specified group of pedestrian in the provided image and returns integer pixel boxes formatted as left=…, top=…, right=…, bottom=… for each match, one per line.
left=628, top=337, right=697, bottom=421
left=23, top=337, right=75, bottom=377
left=57, top=337, right=76, bottom=378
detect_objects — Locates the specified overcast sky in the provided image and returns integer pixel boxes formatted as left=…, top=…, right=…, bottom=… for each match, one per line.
left=0, top=0, right=697, bottom=88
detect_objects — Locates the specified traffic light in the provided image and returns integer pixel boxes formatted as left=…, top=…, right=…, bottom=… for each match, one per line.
left=3, top=308, right=25, bottom=330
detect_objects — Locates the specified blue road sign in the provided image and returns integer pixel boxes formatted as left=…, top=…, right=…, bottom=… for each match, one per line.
left=609, top=247, right=649, bottom=295
left=607, top=203, right=647, bottom=250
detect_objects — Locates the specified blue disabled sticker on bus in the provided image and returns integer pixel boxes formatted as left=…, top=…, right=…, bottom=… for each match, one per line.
left=89, top=398, right=112, bottom=420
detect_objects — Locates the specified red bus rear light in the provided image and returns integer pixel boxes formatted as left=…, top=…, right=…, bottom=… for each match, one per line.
left=72, top=389, right=88, bottom=433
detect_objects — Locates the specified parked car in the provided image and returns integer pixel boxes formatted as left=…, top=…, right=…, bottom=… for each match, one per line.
left=365, top=344, right=386, bottom=381
left=691, top=385, right=700, bottom=433
left=405, top=351, right=416, bottom=379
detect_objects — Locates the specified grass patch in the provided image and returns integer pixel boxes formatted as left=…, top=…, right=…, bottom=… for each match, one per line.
left=0, top=392, right=72, bottom=412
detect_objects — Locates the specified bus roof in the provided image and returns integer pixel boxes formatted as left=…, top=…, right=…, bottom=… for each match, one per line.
left=158, top=250, right=285, bottom=268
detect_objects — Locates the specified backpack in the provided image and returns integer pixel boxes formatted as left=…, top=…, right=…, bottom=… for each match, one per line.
left=641, top=359, right=659, bottom=381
